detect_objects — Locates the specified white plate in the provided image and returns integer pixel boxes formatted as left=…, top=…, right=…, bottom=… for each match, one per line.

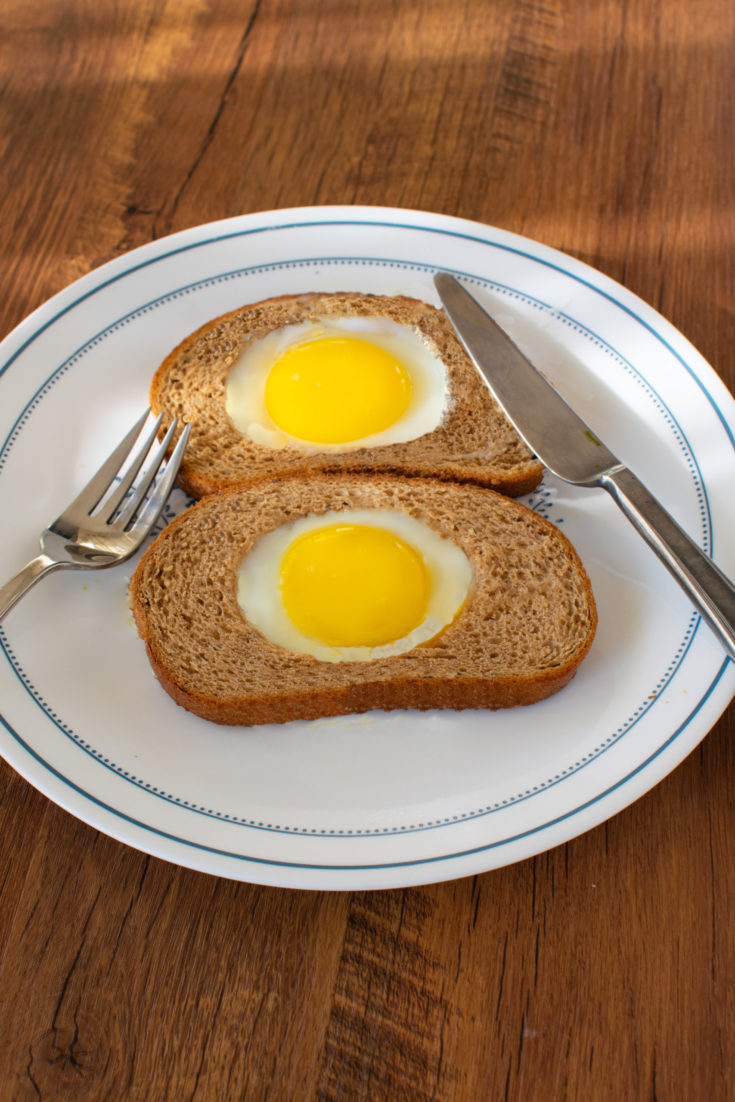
left=1, top=206, right=734, bottom=890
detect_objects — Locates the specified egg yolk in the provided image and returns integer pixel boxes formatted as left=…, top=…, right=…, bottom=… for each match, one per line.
left=279, top=524, right=430, bottom=647
left=264, top=336, right=412, bottom=444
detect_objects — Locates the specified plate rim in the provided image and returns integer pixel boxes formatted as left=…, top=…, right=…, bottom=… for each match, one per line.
left=1, top=205, right=733, bottom=888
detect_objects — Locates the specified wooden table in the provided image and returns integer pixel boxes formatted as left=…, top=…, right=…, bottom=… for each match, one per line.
left=1, top=1, right=733, bottom=1098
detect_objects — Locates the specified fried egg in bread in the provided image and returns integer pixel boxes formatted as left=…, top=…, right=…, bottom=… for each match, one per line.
left=237, top=509, right=473, bottom=663
left=225, top=316, right=447, bottom=452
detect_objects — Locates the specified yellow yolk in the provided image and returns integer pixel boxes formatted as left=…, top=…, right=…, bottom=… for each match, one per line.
left=279, top=524, right=430, bottom=647
left=264, top=336, right=412, bottom=444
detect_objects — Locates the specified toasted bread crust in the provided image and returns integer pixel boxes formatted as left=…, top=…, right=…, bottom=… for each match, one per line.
left=148, top=666, right=579, bottom=726
left=131, top=473, right=596, bottom=726
left=150, top=292, right=543, bottom=498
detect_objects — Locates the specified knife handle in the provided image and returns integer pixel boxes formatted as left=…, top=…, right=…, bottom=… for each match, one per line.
left=601, top=466, right=735, bottom=661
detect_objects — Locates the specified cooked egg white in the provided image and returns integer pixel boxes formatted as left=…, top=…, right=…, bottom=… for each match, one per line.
left=237, top=509, right=472, bottom=663
left=225, top=317, right=447, bottom=452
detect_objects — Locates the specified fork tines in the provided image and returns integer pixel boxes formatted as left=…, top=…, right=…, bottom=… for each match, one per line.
left=65, top=409, right=190, bottom=534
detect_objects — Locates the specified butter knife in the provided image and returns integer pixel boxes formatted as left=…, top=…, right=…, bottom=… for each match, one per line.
left=434, top=271, right=735, bottom=661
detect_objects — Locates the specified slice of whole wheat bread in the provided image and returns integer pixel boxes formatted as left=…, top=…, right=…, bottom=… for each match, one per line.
left=149, top=292, right=543, bottom=499
left=130, top=473, right=597, bottom=726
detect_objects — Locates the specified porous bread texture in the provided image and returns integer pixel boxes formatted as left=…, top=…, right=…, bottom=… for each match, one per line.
left=131, top=474, right=597, bottom=726
left=150, top=292, right=543, bottom=499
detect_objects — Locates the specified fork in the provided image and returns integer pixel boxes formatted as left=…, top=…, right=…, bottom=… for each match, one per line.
left=0, top=409, right=190, bottom=622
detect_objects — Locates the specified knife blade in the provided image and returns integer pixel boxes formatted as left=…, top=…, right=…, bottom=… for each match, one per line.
left=434, top=271, right=735, bottom=661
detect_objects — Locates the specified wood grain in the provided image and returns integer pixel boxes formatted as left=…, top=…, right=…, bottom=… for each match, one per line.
left=1, top=0, right=734, bottom=1098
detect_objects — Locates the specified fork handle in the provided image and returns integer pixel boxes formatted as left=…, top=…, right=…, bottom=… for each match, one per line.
left=0, top=554, right=62, bottom=622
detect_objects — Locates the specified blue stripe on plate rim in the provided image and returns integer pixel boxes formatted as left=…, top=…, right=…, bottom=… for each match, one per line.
left=0, top=217, right=732, bottom=867
left=0, top=659, right=730, bottom=872
left=0, top=256, right=712, bottom=836
left=2, top=215, right=733, bottom=448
